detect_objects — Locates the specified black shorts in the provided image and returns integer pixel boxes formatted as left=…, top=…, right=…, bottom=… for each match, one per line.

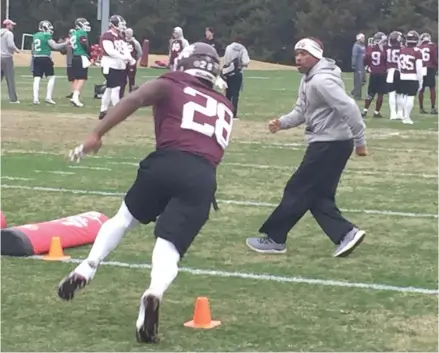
left=387, top=70, right=400, bottom=92
left=66, top=67, right=74, bottom=82
left=32, top=57, right=54, bottom=78
left=102, top=68, right=126, bottom=88
left=124, top=149, right=217, bottom=257
left=71, top=55, right=88, bottom=80
left=367, top=74, right=387, bottom=96
left=423, top=68, right=437, bottom=88
left=397, top=80, right=419, bottom=96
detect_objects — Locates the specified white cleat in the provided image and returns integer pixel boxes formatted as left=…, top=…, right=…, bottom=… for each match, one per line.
left=57, top=260, right=97, bottom=301
left=136, top=290, right=161, bottom=344
left=402, top=118, right=414, bottom=124
left=45, top=98, right=56, bottom=105
left=70, top=98, right=84, bottom=107
left=33, top=100, right=40, bottom=105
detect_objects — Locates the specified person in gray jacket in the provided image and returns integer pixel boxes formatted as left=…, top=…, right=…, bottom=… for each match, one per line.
left=246, top=37, right=367, bottom=258
left=351, top=33, right=366, bottom=100
left=222, top=36, right=250, bottom=119
left=1, top=19, right=20, bottom=103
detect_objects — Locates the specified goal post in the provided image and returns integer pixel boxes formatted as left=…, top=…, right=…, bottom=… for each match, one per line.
left=21, top=33, right=33, bottom=50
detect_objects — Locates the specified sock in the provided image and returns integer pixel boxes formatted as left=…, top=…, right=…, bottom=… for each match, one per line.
left=418, top=89, right=425, bottom=110
left=100, top=88, right=112, bottom=112
left=430, top=87, right=436, bottom=109
left=396, top=93, right=405, bottom=117
left=375, top=95, right=383, bottom=113
left=33, top=77, right=41, bottom=102
left=364, top=95, right=373, bottom=110
left=72, top=90, right=80, bottom=101
left=46, top=75, right=56, bottom=100
left=87, top=201, right=139, bottom=263
left=405, top=95, right=415, bottom=119
left=110, top=87, right=121, bottom=106
left=389, top=91, right=397, bottom=117
left=146, top=237, right=180, bottom=299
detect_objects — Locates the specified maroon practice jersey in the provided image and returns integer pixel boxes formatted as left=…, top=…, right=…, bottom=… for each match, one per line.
left=126, top=39, right=139, bottom=61
left=417, top=42, right=438, bottom=69
left=364, top=45, right=387, bottom=74
left=399, top=46, right=422, bottom=74
left=100, top=30, right=125, bottom=56
left=169, top=39, right=184, bottom=66
left=384, top=44, right=401, bottom=69
left=153, top=71, right=235, bottom=166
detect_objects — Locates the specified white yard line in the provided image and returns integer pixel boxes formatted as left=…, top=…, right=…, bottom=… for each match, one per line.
left=35, top=170, right=75, bottom=175
left=68, top=166, right=112, bottom=171
left=1, top=184, right=437, bottom=218
left=107, top=161, right=437, bottom=179
left=22, top=256, right=438, bottom=295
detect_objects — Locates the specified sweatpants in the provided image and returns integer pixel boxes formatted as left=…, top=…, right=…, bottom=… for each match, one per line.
left=225, top=71, right=243, bottom=118
left=1, top=56, right=18, bottom=102
left=259, top=139, right=356, bottom=244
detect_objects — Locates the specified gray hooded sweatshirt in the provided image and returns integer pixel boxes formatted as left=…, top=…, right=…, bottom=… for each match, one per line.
left=0, top=28, right=19, bottom=57
left=279, top=58, right=366, bottom=147
left=223, top=42, right=250, bottom=69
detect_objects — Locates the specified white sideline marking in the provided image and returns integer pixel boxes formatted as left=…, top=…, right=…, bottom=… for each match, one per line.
left=107, top=161, right=437, bottom=179
left=35, top=170, right=75, bottom=175
left=25, top=256, right=438, bottom=295
left=68, top=166, right=112, bottom=171
left=1, top=184, right=437, bottom=218
left=0, top=176, right=34, bottom=181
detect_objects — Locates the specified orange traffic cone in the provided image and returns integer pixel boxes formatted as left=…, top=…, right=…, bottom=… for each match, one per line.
left=42, top=236, right=71, bottom=261
left=184, top=296, right=221, bottom=329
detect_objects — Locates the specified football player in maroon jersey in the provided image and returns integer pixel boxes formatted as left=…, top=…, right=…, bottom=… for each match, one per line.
left=57, top=43, right=234, bottom=344
left=385, top=31, right=403, bottom=120
left=362, top=32, right=387, bottom=118
left=417, top=32, right=438, bottom=114
left=396, top=30, right=423, bottom=124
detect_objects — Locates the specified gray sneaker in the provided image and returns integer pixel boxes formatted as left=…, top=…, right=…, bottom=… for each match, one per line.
left=333, top=229, right=366, bottom=258
left=246, top=236, right=286, bottom=254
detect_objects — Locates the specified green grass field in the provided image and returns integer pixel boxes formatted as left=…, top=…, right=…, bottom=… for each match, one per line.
left=1, top=67, right=438, bottom=352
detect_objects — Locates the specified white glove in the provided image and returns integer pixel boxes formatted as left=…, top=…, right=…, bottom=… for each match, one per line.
left=129, top=57, right=136, bottom=66
left=68, top=144, right=84, bottom=163
left=418, top=81, right=423, bottom=92
left=214, top=76, right=228, bottom=90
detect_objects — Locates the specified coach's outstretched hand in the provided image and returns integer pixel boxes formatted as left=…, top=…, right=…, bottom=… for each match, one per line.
left=68, top=133, right=102, bottom=162
left=268, top=119, right=281, bottom=134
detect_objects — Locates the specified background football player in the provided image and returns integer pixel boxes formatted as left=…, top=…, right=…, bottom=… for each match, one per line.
left=70, top=18, right=91, bottom=107
left=31, top=20, right=69, bottom=105
left=98, top=15, right=135, bottom=120
left=417, top=32, right=438, bottom=114
left=385, top=31, right=403, bottom=120
left=362, top=32, right=387, bottom=118
left=396, top=30, right=423, bottom=124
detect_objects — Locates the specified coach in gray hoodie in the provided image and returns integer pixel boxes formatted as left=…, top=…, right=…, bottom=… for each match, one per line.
left=1, top=19, right=20, bottom=103
left=246, top=37, right=367, bottom=258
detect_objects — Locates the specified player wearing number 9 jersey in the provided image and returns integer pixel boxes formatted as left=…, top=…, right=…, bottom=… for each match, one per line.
left=362, top=32, right=387, bottom=118
left=57, top=42, right=234, bottom=344
left=396, top=30, right=423, bottom=124
left=417, top=32, right=438, bottom=114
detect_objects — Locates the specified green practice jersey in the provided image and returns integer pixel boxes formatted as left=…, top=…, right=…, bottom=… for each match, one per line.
left=71, top=29, right=89, bottom=57
left=32, top=32, right=52, bottom=56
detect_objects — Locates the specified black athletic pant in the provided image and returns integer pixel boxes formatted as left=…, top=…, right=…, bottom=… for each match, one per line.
left=259, top=139, right=356, bottom=245
left=225, top=72, right=243, bottom=118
